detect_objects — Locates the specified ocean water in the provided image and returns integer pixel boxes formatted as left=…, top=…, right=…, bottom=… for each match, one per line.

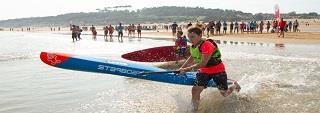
left=0, top=31, right=319, bottom=113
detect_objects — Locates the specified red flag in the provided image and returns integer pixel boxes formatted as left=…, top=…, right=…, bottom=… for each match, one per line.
left=274, top=4, right=280, bottom=21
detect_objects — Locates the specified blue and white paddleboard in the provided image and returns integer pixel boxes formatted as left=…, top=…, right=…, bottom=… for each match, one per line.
left=40, top=52, right=234, bottom=87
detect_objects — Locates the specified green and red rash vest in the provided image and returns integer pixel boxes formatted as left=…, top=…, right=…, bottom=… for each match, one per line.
left=190, top=39, right=225, bottom=74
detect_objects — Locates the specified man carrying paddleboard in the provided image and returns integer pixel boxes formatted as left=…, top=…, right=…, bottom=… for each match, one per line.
left=178, top=26, right=241, bottom=112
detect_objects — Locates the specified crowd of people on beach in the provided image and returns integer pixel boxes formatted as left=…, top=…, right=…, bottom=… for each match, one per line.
left=70, top=23, right=144, bottom=42
left=124, top=24, right=143, bottom=38
left=168, top=19, right=301, bottom=38
left=67, top=18, right=304, bottom=42
left=171, top=18, right=302, bottom=63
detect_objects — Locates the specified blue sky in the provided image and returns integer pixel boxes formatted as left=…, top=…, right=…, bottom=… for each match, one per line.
left=0, top=0, right=319, bottom=20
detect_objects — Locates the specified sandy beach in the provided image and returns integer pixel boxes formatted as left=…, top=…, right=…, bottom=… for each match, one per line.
left=4, top=19, right=319, bottom=44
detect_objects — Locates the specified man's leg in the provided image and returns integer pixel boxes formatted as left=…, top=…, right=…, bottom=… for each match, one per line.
left=212, top=72, right=241, bottom=97
left=192, top=86, right=204, bottom=111
left=220, top=81, right=241, bottom=97
left=118, top=32, right=120, bottom=41
left=191, top=72, right=211, bottom=112
left=121, top=32, right=123, bottom=42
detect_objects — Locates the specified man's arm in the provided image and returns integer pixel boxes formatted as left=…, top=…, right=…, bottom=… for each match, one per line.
left=180, top=53, right=210, bottom=73
left=180, top=56, right=193, bottom=69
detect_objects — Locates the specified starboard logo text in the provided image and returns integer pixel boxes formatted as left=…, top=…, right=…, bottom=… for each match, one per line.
left=97, top=65, right=140, bottom=75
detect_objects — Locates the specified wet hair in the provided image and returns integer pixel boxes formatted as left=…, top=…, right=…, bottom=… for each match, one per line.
left=177, top=31, right=183, bottom=35
left=187, top=26, right=202, bottom=36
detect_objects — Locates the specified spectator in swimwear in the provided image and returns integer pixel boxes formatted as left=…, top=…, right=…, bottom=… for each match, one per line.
left=259, top=21, right=264, bottom=34
left=70, top=24, right=77, bottom=42
left=104, top=25, right=109, bottom=41
left=90, top=25, right=97, bottom=40
left=108, top=24, right=114, bottom=41
left=76, top=26, right=82, bottom=40
left=266, top=21, right=271, bottom=33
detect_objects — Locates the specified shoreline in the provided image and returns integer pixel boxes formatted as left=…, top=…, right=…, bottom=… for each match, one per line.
left=2, top=30, right=319, bottom=44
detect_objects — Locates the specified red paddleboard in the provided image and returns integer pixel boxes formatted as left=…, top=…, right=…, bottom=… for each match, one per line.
left=122, top=46, right=190, bottom=62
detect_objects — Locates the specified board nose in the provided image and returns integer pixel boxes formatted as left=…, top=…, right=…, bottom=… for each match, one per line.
left=40, top=52, right=71, bottom=66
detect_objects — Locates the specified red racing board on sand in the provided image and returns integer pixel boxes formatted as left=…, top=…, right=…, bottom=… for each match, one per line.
left=121, top=46, right=190, bottom=62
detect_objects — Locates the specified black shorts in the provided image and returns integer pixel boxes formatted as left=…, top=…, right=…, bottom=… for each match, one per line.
left=118, top=32, right=123, bottom=36
left=72, top=33, right=77, bottom=38
left=194, top=72, right=228, bottom=90
left=172, top=30, right=177, bottom=33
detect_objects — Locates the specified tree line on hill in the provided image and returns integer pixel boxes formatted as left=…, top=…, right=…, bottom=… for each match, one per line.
left=0, top=6, right=318, bottom=28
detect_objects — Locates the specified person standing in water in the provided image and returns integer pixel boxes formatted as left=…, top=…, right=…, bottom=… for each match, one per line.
left=137, top=24, right=142, bottom=38
left=116, top=23, right=124, bottom=42
left=70, top=24, right=77, bottom=42
left=132, top=24, right=136, bottom=38
left=178, top=26, right=241, bottom=112
left=90, top=25, right=97, bottom=40
left=104, top=25, right=109, bottom=41
left=108, top=24, right=114, bottom=41
left=76, top=26, right=82, bottom=40
left=127, top=24, right=132, bottom=37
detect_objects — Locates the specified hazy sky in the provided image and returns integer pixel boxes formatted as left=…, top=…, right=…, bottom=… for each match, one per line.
left=1, top=0, right=319, bottom=20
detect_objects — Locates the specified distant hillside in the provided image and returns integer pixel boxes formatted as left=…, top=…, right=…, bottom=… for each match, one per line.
left=0, top=6, right=318, bottom=27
